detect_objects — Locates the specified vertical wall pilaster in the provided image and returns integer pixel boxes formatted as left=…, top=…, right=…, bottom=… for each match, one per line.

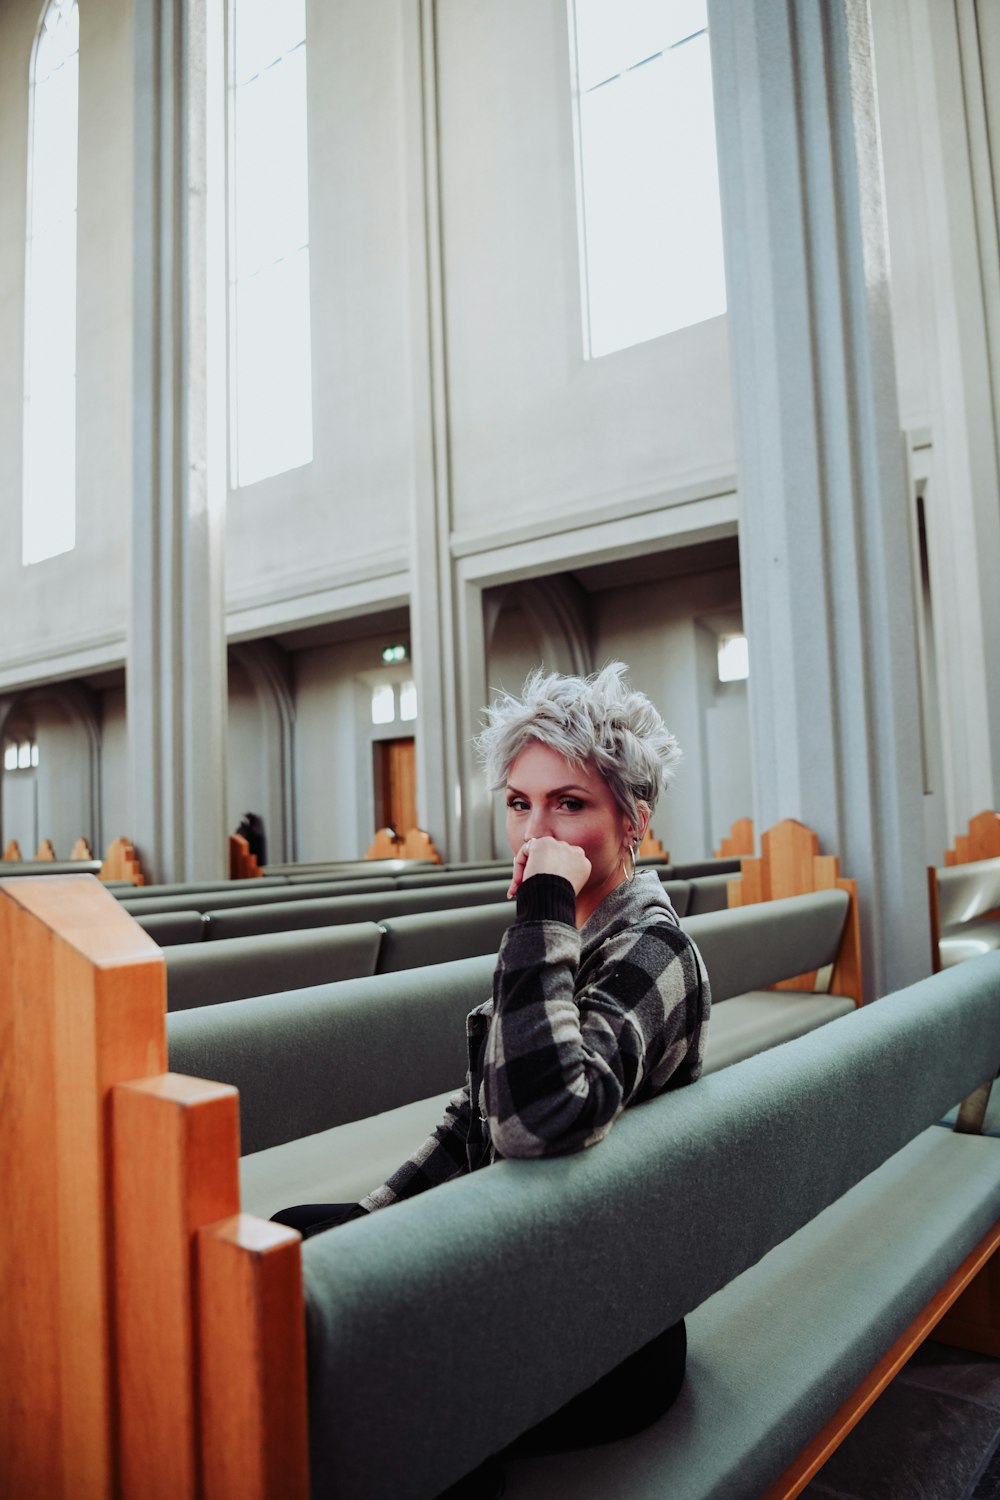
left=129, top=0, right=228, bottom=883
left=909, top=0, right=1000, bottom=825
left=402, top=0, right=467, bottom=859
left=709, top=0, right=929, bottom=997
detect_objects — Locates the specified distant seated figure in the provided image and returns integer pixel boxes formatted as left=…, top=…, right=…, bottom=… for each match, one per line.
left=273, top=664, right=711, bottom=1486
left=235, top=812, right=266, bottom=866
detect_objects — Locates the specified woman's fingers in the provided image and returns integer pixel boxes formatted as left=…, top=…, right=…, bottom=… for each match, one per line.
left=507, top=839, right=532, bottom=899
left=509, top=836, right=592, bottom=897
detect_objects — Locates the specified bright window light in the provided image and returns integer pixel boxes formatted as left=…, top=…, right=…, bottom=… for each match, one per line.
left=3, top=744, right=17, bottom=772
left=371, top=683, right=395, bottom=725
left=229, top=0, right=313, bottom=486
left=569, top=0, right=726, bottom=358
left=399, top=681, right=417, bottom=722
left=22, top=0, right=79, bottom=564
left=718, top=633, right=749, bottom=682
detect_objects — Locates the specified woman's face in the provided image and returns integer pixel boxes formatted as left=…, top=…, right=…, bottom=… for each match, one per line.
left=505, top=741, right=633, bottom=909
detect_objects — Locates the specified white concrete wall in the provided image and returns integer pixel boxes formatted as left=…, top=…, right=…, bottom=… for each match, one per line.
left=226, top=657, right=264, bottom=839
left=32, top=699, right=91, bottom=854
left=591, top=568, right=747, bottom=861
left=2, top=770, right=37, bottom=854
left=99, top=683, right=129, bottom=849
left=224, top=0, right=415, bottom=627
left=292, top=631, right=415, bottom=860
left=436, top=0, right=735, bottom=545
left=0, top=0, right=133, bottom=688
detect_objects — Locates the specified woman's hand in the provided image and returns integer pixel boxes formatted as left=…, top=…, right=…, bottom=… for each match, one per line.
left=507, top=835, right=592, bottom=900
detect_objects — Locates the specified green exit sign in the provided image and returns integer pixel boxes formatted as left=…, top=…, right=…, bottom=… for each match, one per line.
left=381, top=644, right=408, bottom=664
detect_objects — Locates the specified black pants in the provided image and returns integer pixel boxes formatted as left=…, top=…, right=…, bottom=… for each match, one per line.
left=271, top=1202, right=686, bottom=1453
left=270, top=1201, right=368, bottom=1236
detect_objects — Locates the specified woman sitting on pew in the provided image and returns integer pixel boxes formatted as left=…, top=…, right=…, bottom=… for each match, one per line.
left=273, top=663, right=711, bottom=1478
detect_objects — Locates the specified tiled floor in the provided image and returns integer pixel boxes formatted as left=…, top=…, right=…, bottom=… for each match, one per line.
left=802, top=1342, right=1000, bottom=1500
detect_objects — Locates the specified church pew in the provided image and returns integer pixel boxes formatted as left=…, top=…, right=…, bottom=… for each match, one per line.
left=728, top=818, right=863, bottom=1004
left=714, top=815, right=755, bottom=858
left=928, top=812, right=1000, bottom=971
left=7, top=873, right=995, bottom=1500
left=172, top=939, right=1000, bottom=1495
left=199, top=881, right=514, bottom=940
left=139, top=910, right=210, bottom=947
left=309, top=966, right=997, bottom=1499
left=157, top=906, right=524, bottom=1000
left=113, top=875, right=292, bottom=900
left=0, top=873, right=307, bottom=1500
left=266, top=858, right=437, bottom=878
left=164, top=923, right=385, bottom=1010
left=942, top=810, right=1000, bottom=866
left=928, top=858, right=1000, bottom=972
left=166, top=888, right=861, bottom=1219
left=144, top=875, right=788, bottom=1006
left=118, top=875, right=397, bottom=916
left=671, top=856, right=742, bottom=879
left=0, top=858, right=104, bottom=877
left=373, top=904, right=516, bottom=974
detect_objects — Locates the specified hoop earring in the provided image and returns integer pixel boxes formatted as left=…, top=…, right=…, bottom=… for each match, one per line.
left=622, top=842, right=636, bottom=883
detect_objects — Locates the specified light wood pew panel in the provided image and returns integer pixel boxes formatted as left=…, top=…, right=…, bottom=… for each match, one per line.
left=229, top=832, right=263, bottom=880
left=714, top=817, right=755, bottom=858
left=944, top=810, right=1000, bottom=866
left=0, top=874, right=309, bottom=1500
left=366, top=826, right=444, bottom=861
left=728, top=819, right=862, bottom=1004
left=100, top=836, right=148, bottom=885
left=0, top=875, right=165, bottom=1500
left=638, top=826, right=668, bottom=860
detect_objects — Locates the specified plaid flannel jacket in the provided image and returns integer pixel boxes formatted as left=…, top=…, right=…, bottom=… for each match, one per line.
left=360, top=869, right=710, bottom=1212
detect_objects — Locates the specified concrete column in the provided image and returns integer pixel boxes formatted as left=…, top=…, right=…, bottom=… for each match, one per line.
left=708, top=0, right=929, bottom=997
left=907, top=0, right=1000, bottom=825
left=129, top=0, right=228, bottom=883
left=402, top=0, right=466, bottom=860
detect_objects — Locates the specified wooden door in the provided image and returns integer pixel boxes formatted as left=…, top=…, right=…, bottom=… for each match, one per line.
left=373, top=737, right=416, bottom=836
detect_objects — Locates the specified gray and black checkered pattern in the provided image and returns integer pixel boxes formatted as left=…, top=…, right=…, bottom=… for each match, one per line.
left=361, top=869, right=710, bottom=1211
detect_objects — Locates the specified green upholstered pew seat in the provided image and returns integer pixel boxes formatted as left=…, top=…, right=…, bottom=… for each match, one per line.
left=118, top=876, right=396, bottom=915
left=164, top=922, right=383, bottom=1010
left=299, top=954, right=1000, bottom=1498
left=202, top=880, right=512, bottom=939
left=134, top=910, right=208, bottom=947
left=165, top=890, right=860, bottom=1224
left=934, top=857, right=1000, bottom=969
left=374, top=903, right=516, bottom=973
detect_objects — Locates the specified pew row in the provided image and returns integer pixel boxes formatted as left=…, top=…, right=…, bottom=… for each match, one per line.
left=127, top=872, right=732, bottom=952
left=929, top=857, right=1000, bottom=972
left=303, top=967, right=998, bottom=1500
left=156, top=874, right=805, bottom=1010
left=6, top=876, right=997, bottom=1500
left=163, top=905, right=517, bottom=1010
left=943, top=810, right=1000, bottom=865
left=729, top=817, right=863, bottom=1003
left=166, top=888, right=860, bottom=1206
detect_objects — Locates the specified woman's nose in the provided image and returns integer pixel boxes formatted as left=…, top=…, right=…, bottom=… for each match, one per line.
left=525, top=807, right=552, bottom=839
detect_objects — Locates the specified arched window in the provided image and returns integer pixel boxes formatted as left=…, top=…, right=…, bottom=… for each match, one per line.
left=229, top=0, right=313, bottom=487
left=569, top=0, right=726, bottom=357
left=22, top=0, right=79, bottom=565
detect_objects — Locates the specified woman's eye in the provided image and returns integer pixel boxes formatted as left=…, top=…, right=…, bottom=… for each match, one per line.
left=506, top=797, right=528, bottom=812
left=559, top=798, right=584, bottom=812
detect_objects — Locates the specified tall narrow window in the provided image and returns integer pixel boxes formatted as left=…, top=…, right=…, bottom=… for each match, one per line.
left=229, top=0, right=313, bottom=487
left=22, top=0, right=79, bottom=564
left=569, top=0, right=726, bottom=358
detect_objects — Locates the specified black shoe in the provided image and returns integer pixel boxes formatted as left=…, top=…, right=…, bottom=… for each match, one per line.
left=437, top=1455, right=505, bottom=1499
